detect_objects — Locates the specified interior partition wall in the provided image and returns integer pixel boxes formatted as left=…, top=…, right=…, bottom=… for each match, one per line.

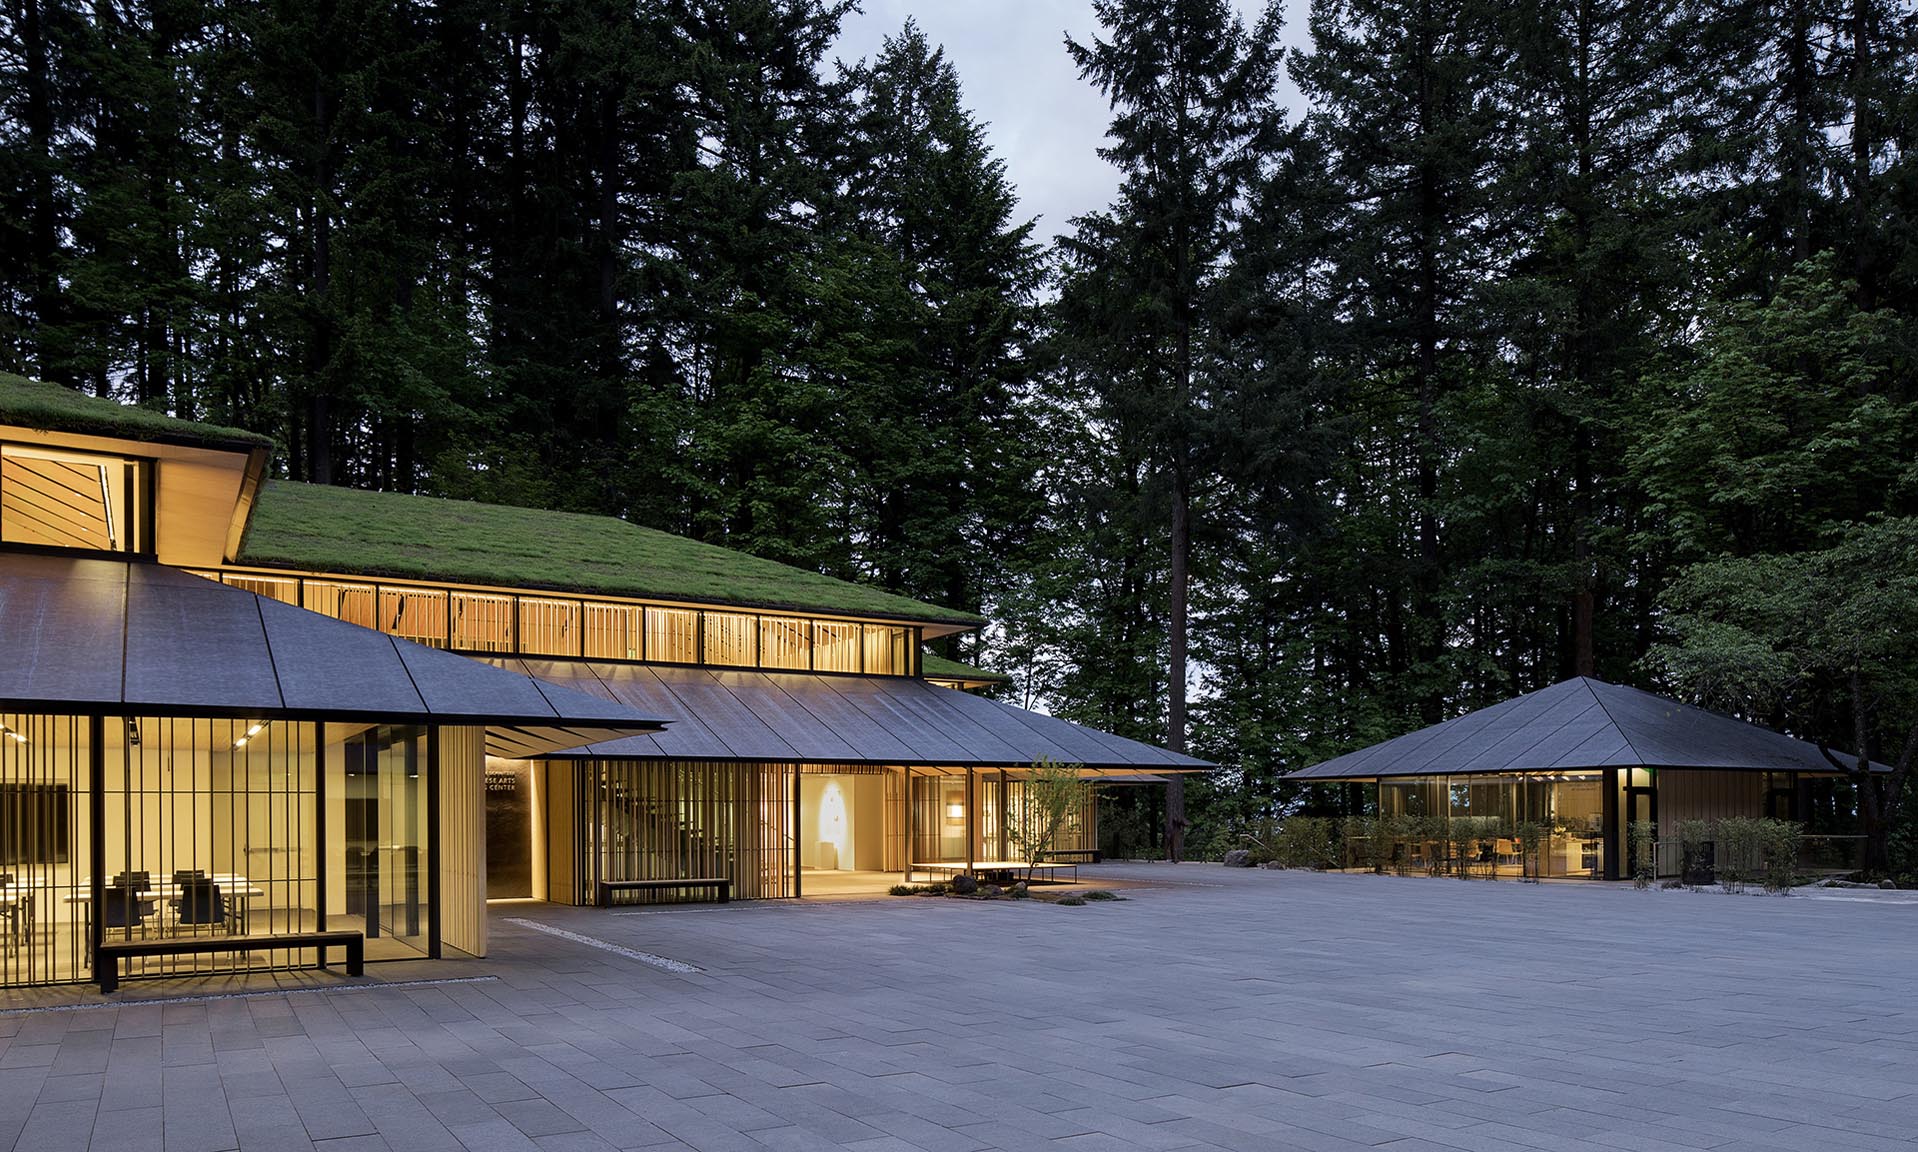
left=570, top=760, right=796, bottom=905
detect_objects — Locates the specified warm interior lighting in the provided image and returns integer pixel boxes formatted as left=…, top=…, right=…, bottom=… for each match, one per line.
left=945, top=801, right=964, bottom=822
left=0, top=723, right=26, bottom=745
left=232, top=721, right=267, bottom=748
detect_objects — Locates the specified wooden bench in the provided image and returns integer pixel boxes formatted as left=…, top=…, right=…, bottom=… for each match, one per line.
left=95, top=930, right=363, bottom=993
left=597, top=877, right=732, bottom=908
left=911, top=861, right=1081, bottom=884
left=1039, top=849, right=1103, bottom=865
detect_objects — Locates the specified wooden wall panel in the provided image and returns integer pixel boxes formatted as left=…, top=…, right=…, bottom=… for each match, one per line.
left=438, top=725, right=487, bottom=957
left=1654, top=769, right=1766, bottom=876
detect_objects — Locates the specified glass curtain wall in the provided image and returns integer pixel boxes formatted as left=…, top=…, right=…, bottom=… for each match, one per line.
left=100, top=717, right=324, bottom=982
left=337, top=726, right=433, bottom=961
left=0, top=714, right=90, bottom=986
left=577, top=761, right=795, bottom=904
left=910, top=774, right=969, bottom=864
left=1377, top=773, right=1603, bottom=878
left=0, top=714, right=454, bottom=989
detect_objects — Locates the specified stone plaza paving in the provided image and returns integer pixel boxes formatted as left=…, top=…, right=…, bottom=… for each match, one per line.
left=0, top=864, right=1913, bottom=1152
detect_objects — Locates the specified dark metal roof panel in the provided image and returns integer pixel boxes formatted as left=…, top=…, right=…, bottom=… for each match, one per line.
left=523, top=662, right=1208, bottom=769
left=570, top=663, right=726, bottom=759
left=0, top=553, right=666, bottom=734
left=1588, top=679, right=1846, bottom=772
left=0, top=553, right=127, bottom=705
left=751, top=674, right=921, bottom=762
left=394, top=641, right=562, bottom=720
left=652, top=671, right=803, bottom=761
left=256, top=595, right=426, bottom=715
left=122, top=565, right=283, bottom=710
left=709, top=670, right=863, bottom=762
left=811, top=675, right=986, bottom=763
left=929, top=690, right=1081, bottom=764
left=1291, top=677, right=1856, bottom=779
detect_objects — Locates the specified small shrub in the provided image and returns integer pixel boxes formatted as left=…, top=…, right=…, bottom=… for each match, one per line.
left=1271, top=816, right=1338, bottom=869
left=1516, top=821, right=1545, bottom=883
left=1758, top=818, right=1802, bottom=894
left=922, top=882, right=947, bottom=896
left=1627, top=820, right=1657, bottom=889
left=1082, top=889, right=1121, bottom=901
left=1009, top=883, right=1030, bottom=900
left=1678, top=819, right=1716, bottom=888
left=888, top=885, right=915, bottom=896
left=1055, top=895, right=1087, bottom=906
left=1716, top=817, right=1762, bottom=892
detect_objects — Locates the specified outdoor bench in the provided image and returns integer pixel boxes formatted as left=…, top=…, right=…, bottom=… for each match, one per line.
left=95, top=930, right=364, bottom=993
left=597, top=877, right=732, bottom=907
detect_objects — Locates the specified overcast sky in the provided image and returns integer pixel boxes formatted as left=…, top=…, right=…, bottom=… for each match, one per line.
left=831, top=1, right=1312, bottom=244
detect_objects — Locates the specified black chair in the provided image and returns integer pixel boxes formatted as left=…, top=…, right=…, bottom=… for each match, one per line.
left=101, top=885, right=156, bottom=938
left=171, top=879, right=229, bottom=934
left=171, top=869, right=207, bottom=886
left=0, top=874, right=25, bottom=952
left=111, top=871, right=152, bottom=892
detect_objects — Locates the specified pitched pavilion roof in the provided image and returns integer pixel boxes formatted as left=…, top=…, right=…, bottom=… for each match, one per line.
left=237, top=480, right=985, bottom=631
left=1288, top=677, right=1857, bottom=780
left=0, top=552, right=668, bottom=758
left=0, top=372, right=272, bottom=452
left=487, top=658, right=1212, bottom=772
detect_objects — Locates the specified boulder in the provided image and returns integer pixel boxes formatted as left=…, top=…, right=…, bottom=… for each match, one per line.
left=950, top=872, right=979, bottom=895
left=1222, top=850, right=1253, bottom=868
left=1881, top=879, right=1899, bottom=890
left=1259, top=861, right=1285, bottom=870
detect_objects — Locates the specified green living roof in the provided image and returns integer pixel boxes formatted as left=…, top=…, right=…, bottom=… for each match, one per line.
left=0, top=372, right=273, bottom=451
left=238, top=480, right=985, bottom=629
left=922, top=652, right=1012, bottom=683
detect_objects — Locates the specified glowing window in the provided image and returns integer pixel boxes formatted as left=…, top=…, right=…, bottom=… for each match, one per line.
left=519, top=597, right=580, bottom=656
left=0, top=443, right=150, bottom=553
left=705, top=612, right=758, bottom=667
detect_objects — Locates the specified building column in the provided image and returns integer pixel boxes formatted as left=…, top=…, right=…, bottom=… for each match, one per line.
left=1602, top=767, right=1621, bottom=880
left=965, top=768, right=975, bottom=877
left=902, top=767, right=913, bottom=884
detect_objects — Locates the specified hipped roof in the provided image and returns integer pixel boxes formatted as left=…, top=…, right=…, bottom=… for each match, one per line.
left=0, top=552, right=668, bottom=758
left=1288, top=677, right=1857, bottom=780
left=487, top=658, right=1212, bottom=773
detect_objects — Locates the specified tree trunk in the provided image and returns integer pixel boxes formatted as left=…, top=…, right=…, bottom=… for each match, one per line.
left=22, top=0, right=63, bottom=381
left=1166, top=473, right=1190, bottom=861
left=307, top=69, right=334, bottom=485
left=1850, top=0, right=1876, bottom=308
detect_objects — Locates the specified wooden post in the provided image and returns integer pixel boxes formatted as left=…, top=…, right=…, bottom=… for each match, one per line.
left=965, top=768, right=975, bottom=877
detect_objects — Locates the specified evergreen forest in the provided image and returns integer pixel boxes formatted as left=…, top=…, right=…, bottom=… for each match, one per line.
left=4, top=0, right=1916, bottom=875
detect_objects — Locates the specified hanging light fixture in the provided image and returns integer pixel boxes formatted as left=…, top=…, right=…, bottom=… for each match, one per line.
left=232, top=721, right=267, bottom=749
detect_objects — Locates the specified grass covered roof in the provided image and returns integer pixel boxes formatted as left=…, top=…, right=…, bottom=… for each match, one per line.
left=0, top=372, right=273, bottom=451
left=921, top=652, right=1012, bottom=683
left=237, top=480, right=985, bottom=628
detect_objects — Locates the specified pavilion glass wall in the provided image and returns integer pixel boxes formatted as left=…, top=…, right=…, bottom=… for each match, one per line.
left=1377, top=773, right=1603, bottom=878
